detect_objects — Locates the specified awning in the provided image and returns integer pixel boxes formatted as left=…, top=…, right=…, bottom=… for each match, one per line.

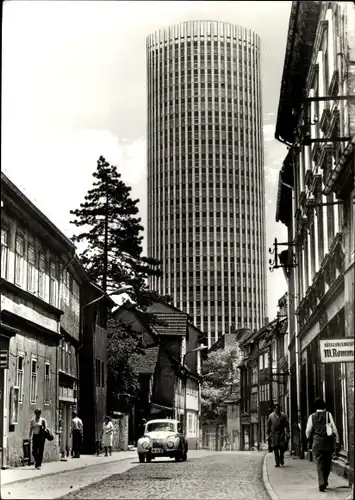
left=323, top=135, right=355, bottom=195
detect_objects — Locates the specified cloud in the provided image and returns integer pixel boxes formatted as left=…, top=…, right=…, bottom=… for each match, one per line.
left=263, top=123, right=276, bottom=143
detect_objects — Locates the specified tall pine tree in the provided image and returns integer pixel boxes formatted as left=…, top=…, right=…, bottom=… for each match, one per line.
left=70, top=156, right=161, bottom=309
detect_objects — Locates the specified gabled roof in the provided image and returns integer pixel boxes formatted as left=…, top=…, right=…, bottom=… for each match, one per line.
left=133, top=345, right=160, bottom=375
left=153, top=312, right=188, bottom=336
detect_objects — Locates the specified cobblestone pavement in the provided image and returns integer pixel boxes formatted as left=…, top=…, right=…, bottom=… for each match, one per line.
left=61, top=451, right=268, bottom=499
left=1, top=450, right=214, bottom=500
left=1, top=459, right=138, bottom=499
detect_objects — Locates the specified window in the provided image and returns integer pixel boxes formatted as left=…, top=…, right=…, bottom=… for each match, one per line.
left=17, top=355, right=24, bottom=403
left=96, top=358, right=101, bottom=386
left=63, top=270, right=70, bottom=304
left=38, top=253, right=45, bottom=299
left=49, top=261, right=58, bottom=306
left=30, top=359, right=38, bottom=404
left=264, top=352, right=269, bottom=369
left=1, top=227, right=9, bottom=279
left=15, top=234, right=24, bottom=286
left=259, top=354, right=264, bottom=370
left=27, top=245, right=36, bottom=293
left=101, top=361, right=105, bottom=388
left=188, top=414, right=193, bottom=433
left=251, top=387, right=258, bottom=411
left=44, top=362, right=51, bottom=405
left=251, top=366, right=258, bottom=385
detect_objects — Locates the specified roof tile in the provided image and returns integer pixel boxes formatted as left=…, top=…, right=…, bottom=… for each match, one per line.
left=153, top=312, right=187, bottom=336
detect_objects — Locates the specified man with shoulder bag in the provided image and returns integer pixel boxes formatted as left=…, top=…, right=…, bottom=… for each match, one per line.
left=306, top=397, right=339, bottom=492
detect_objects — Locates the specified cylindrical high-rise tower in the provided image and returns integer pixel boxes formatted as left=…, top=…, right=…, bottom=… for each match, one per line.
left=147, top=21, right=266, bottom=347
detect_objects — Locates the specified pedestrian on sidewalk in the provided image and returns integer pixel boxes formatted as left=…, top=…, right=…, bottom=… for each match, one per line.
left=305, top=397, right=339, bottom=492
left=101, top=416, right=114, bottom=456
left=29, top=408, right=47, bottom=470
left=267, top=403, right=290, bottom=468
left=71, top=410, right=83, bottom=458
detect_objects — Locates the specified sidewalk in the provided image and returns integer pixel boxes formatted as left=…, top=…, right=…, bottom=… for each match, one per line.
left=1, top=450, right=137, bottom=486
left=264, top=452, right=351, bottom=500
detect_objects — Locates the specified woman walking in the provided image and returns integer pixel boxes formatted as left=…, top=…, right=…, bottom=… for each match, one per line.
left=306, top=397, right=339, bottom=492
left=29, top=409, right=47, bottom=469
left=102, top=416, right=114, bottom=456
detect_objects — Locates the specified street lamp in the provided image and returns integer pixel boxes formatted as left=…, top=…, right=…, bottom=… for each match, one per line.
left=183, top=345, right=208, bottom=437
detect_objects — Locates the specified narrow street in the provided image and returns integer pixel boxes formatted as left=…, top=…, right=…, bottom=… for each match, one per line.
left=61, top=452, right=267, bottom=500
left=2, top=452, right=268, bottom=500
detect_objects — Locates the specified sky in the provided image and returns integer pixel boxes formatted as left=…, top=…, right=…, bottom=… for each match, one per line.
left=2, top=0, right=291, bottom=319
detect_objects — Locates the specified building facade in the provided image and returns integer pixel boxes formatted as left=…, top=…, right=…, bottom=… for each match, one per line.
left=79, top=282, right=114, bottom=455
left=0, top=173, right=113, bottom=464
left=238, top=304, right=288, bottom=452
left=274, top=0, right=354, bottom=482
left=114, top=299, right=203, bottom=449
left=147, top=21, right=267, bottom=346
left=0, top=173, right=76, bottom=467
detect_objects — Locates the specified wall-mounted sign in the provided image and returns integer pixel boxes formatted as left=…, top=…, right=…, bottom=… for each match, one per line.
left=319, top=338, right=354, bottom=364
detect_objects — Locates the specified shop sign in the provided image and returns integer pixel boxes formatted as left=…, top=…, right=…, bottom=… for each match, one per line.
left=319, top=338, right=354, bottom=363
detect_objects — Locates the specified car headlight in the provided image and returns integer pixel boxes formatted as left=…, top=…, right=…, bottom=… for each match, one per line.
left=167, top=441, right=174, bottom=449
left=142, top=441, right=149, bottom=449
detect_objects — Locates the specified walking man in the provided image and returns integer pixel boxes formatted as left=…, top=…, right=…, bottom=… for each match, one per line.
left=267, top=403, right=290, bottom=467
left=306, top=397, right=339, bottom=492
left=71, top=410, right=83, bottom=458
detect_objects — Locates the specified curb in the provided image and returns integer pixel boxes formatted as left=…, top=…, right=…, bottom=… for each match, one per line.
left=2, top=452, right=137, bottom=487
left=262, top=451, right=279, bottom=500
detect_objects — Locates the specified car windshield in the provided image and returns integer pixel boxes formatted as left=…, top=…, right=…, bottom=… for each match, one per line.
left=146, top=422, right=175, bottom=433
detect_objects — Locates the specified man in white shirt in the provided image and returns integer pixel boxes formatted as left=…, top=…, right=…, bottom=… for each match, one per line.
left=305, top=397, right=339, bottom=492
left=71, top=410, right=83, bottom=458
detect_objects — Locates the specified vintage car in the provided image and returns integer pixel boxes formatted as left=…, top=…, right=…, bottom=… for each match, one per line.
left=137, top=419, right=188, bottom=463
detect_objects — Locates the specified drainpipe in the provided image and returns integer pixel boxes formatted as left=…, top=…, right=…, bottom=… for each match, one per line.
left=291, top=172, right=304, bottom=459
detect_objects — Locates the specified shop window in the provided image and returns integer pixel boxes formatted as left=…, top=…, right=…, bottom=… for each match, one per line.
left=44, top=362, right=51, bottom=405
left=1, top=227, right=9, bottom=280
left=30, top=358, right=38, bottom=404
left=16, top=355, right=24, bottom=403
